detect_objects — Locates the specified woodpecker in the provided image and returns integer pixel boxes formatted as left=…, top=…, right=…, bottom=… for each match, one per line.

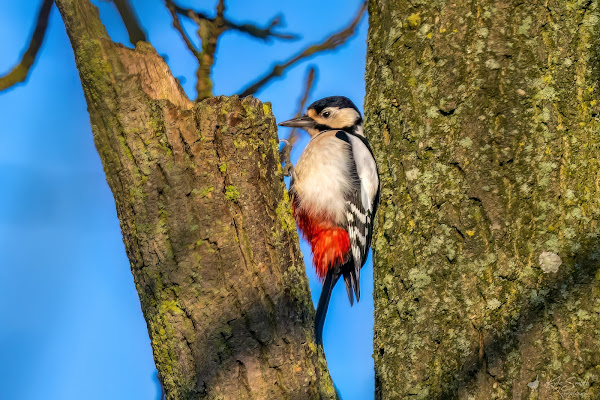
left=279, top=96, right=380, bottom=345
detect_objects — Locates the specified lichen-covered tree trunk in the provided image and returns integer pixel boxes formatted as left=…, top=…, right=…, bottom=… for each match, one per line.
left=54, top=0, right=335, bottom=398
left=366, top=0, right=600, bottom=398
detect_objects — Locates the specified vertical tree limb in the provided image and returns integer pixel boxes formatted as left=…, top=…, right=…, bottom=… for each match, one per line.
left=193, top=0, right=226, bottom=101
left=54, top=0, right=336, bottom=398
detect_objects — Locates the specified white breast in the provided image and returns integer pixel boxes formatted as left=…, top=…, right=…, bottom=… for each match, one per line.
left=293, top=131, right=353, bottom=224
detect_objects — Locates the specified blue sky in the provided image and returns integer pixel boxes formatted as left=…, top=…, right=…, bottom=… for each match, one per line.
left=0, top=1, right=372, bottom=399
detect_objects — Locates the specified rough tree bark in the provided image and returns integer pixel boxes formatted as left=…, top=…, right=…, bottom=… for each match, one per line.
left=54, top=0, right=336, bottom=398
left=366, top=0, right=600, bottom=399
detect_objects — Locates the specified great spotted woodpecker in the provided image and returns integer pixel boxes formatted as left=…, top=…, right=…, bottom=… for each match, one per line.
left=279, top=96, right=380, bottom=345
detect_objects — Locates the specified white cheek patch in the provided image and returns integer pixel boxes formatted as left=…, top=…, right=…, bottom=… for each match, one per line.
left=330, top=108, right=360, bottom=129
left=313, top=107, right=361, bottom=130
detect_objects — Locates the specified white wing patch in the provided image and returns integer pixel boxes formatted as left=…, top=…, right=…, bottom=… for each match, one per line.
left=349, top=202, right=367, bottom=224
left=347, top=135, right=379, bottom=212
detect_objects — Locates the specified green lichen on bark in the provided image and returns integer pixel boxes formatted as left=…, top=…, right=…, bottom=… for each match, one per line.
left=55, top=0, right=336, bottom=398
left=366, top=0, right=600, bottom=398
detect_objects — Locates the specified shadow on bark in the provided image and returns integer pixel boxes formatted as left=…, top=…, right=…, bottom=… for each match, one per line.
left=152, top=287, right=325, bottom=398
left=439, top=237, right=600, bottom=399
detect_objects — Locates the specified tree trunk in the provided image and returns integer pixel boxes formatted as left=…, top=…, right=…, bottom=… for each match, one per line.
left=366, top=0, right=600, bottom=399
left=54, top=0, right=336, bottom=398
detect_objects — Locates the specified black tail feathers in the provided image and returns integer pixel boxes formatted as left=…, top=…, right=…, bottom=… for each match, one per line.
left=342, top=266, right=361, bottom=305
left=315, top=260, right=361, bottom=346
left=314, top=268, right=339, bottom=346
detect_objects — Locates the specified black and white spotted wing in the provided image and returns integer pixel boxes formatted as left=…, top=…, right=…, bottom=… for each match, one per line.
left=334, top=131, right=380, bottom=304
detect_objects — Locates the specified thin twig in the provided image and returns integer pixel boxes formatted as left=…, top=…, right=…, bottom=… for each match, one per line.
left=225, top=15, right=298, bottom=41
left=113, top=0, right=147, bottom=44
left=287, top=66, right=317, bottom=147
left=166, top=0, right=200, bottom=58
left=0, top=0, right=53, bottom=92
left=280, top=66, right=317, bottom=177
left=238, top=1, right=367, bottom=97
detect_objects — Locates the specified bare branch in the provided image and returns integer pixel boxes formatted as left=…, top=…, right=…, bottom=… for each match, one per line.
left=113, top=0, right=147, bottom=44
left=0, top=0, right=53, bottom=92
left=280, top=66, right=317, bottom=177
left=165, top=0, right=299, bottom=101
left=165, top=0, right=230, bottom=100
left=238, top=1, right=367, bottom=97
left=171, top=3, right=298, bottom=42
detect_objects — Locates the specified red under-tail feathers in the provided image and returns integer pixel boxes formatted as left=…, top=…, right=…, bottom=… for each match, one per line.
left=292, top=202, right=350, bottom=278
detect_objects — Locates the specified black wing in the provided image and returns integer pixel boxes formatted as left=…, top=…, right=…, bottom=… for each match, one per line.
left=335, top=131, right=379, bottom=304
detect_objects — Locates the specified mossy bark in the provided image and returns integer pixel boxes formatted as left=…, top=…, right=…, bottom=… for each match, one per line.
left=366, top=0, right=600, bottom=398
left=54, top=0, right=336, bottom=398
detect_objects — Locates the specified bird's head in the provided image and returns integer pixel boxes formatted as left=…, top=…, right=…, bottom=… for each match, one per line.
left=278, top=96, right=363, bottom=137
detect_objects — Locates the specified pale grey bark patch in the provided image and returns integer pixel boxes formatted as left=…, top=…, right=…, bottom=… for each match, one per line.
left=539, top=252, right=562, bottom=274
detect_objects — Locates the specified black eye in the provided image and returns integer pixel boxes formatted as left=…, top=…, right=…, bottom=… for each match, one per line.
left=322, top=111, right=330, bottom=118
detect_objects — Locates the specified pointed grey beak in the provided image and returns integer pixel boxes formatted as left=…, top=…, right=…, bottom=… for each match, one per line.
left=278, top=115, right=316, bottom=129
